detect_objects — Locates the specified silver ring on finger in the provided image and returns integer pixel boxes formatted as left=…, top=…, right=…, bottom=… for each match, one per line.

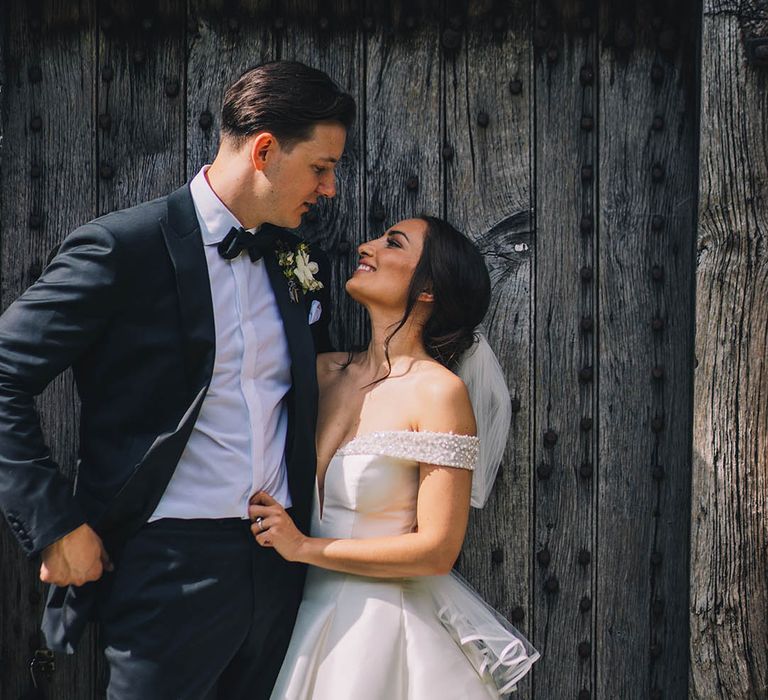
left=255, top=516, right=265, bottom=532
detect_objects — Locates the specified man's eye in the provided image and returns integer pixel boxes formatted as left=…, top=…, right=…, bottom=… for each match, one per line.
left=313, top=166, right=325, bottom=174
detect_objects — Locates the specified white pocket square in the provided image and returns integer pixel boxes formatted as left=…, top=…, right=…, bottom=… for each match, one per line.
left=308, top=300, right=322, bottom=325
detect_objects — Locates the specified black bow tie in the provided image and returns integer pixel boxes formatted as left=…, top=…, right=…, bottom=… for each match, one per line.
left=217, top=226, right=278, bottom=262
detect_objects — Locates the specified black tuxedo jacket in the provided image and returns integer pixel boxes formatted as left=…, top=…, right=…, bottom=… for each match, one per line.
left=0, top=184, right=331, bottom=648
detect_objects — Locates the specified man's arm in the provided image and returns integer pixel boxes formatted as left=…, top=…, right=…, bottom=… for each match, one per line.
left=0, top=222, right=122, bottom=566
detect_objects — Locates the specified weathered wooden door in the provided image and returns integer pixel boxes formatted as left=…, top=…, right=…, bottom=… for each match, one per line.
left=1, top=1, right=755, bottom=698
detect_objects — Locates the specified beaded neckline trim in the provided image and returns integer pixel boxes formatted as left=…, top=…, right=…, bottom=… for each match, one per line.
left=334, top=430, right=479, bottom=470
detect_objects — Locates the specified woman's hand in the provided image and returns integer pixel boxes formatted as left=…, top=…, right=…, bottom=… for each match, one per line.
left=248, top=492, right=307, bottom=562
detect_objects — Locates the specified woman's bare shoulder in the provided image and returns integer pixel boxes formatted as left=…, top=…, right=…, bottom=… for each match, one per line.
left=410, top=361, right=476, bottom=435
left=411, top=361, right=468, bottom=399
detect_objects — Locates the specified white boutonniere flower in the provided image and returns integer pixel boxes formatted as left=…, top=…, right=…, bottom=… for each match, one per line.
left=276, top=241, right=323, bottom=303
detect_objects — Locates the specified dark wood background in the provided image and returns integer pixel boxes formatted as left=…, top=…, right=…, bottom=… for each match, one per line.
left=0, top=1, right=765, bottom=698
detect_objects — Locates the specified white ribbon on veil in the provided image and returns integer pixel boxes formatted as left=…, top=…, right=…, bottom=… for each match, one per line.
left=430, top=571, right=541, bottom=696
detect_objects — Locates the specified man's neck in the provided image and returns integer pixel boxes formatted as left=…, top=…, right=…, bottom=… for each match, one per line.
left=205, top=158, right=265, bottom=230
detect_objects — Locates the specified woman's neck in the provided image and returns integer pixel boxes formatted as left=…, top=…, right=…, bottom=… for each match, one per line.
left=359, top=308, right=430, bottom=377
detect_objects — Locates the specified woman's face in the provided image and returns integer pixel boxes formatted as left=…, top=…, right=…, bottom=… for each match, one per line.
left=345, top=218, right=429, bottom=310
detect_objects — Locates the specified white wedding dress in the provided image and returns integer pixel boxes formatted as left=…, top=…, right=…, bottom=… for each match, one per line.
left=269, top=431, right=539, bottom=699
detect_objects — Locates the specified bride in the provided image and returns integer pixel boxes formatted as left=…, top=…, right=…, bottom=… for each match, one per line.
left=249, top=216, right=539, bottom=699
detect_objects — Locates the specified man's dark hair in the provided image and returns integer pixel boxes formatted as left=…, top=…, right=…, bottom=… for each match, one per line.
left=221, top=60, right=356, bottom=150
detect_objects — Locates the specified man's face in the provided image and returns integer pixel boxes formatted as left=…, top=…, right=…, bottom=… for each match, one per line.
left=262, top=123, right=347, bottom=229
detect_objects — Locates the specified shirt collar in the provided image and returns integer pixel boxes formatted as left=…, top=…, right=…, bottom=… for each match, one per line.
left=189, top=165, right=258, bottom=246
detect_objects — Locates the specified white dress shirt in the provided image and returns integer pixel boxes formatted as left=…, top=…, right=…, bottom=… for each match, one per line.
left=150, top=166, right=293, bottom=521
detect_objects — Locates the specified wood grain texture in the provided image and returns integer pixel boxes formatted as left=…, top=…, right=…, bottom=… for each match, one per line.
left=276, top=0, right=365, bottom=350
left=690, top=1, right=768, bottom=697
left=532, top=2, right=598, bottom=698
left=0, top=2, right=100, bottom=698
left=364, top=1, right=442, bottom=240
left=186, top=0, right=275, bottom=177
left=97, top=0, right=185, bottom=213
left=597, top=2, right=698, bottom=698
left=443, top=2, right=535, bottom=697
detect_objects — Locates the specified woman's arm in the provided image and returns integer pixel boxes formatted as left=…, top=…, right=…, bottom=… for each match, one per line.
left=251, top=462, right=472, bottom=577
left=250, top=371, right=476, bottom=577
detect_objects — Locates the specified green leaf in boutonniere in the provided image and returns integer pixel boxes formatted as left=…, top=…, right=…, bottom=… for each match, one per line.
left=276, top=241, right=324, bottom=303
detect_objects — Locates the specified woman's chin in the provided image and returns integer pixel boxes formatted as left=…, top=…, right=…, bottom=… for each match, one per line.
left=346, top=277, right=380, bottom=307
left=344, top=277, right=363, bottom=300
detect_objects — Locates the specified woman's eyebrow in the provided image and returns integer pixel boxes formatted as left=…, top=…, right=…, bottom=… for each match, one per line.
left=387, top=230, right=410, bottom=242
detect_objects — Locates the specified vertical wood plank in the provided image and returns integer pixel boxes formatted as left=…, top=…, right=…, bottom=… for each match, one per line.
left=97, top=1, right=186, bottom=213
left=443, top=3, right=535, bottom=697
left=690, top=2, right=768, bottom=697
left=532, top=2, right=598, bottom=697
left=276, top=1, right=365, bottom=349
left=186, top=0, right=275, bottom=179
left=597, top=2, right=698, bottom=698
left=364, top=1, right=442, bottom=258
left=0, top=1, right=99, bottom=698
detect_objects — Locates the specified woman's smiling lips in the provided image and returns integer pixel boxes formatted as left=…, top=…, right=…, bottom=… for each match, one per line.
left=356, top=260, right=375, bottom=273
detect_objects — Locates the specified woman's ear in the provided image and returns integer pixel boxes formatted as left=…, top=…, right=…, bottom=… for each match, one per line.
left=417, top=290, right=434, bottom=303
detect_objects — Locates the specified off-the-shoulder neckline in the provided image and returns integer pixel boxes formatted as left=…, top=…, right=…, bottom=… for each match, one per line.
left=318, top=430, right=479, bottom=520
left=335, top=429, right=479, bottom=456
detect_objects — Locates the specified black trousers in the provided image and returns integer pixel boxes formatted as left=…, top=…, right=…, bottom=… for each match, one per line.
left=95, top=518, right=304, bottom=700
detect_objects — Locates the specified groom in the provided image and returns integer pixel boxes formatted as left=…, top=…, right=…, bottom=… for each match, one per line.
left=0, top=61, right=354, bottom=698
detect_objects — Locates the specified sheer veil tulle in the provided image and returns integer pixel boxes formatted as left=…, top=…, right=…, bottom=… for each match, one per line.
left=455, top=331, right=513, bottom=508
left=427, top=570, right=540, bottom=695
left=428, top=330, right=539, bottom=696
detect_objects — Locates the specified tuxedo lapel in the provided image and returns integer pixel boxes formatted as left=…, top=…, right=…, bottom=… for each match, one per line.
left=160, top=185, right=216, bottom=391
left=263, top=239, right=318, bottom=528
left=263, top=247, right=316, bottom=396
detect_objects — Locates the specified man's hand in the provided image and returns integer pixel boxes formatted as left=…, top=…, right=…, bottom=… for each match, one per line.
left=39, top=523, right=113, bottom=587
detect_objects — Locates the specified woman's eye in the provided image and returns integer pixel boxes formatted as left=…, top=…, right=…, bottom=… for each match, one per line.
left=386, top=238, right=401, bottom=248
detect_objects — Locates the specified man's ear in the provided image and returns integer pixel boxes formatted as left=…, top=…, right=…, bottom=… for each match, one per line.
left=250, top=132, right=277, bottom=172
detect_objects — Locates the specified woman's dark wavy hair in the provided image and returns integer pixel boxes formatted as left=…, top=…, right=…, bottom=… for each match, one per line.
left=221, top=60, right=356, bottom=150
left=353, top=216, right=491, bottom=382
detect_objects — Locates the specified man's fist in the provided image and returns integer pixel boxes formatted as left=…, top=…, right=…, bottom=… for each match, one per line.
left=40, top=523, right=113, bottom=587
